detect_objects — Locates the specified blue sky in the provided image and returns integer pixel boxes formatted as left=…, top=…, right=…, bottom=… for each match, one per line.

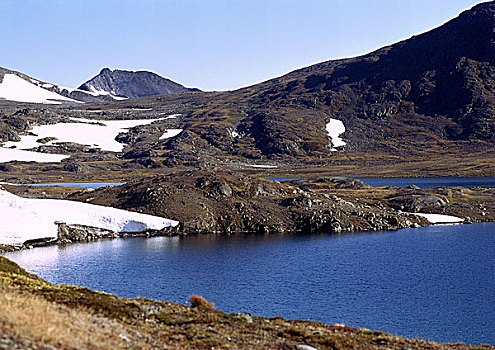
left=0, top=0, right=485, bottom=91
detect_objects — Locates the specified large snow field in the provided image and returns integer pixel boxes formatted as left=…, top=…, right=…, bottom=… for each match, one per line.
left=0, top=148, right=69, bottom=163
left=326, top=119, right=346, bottom=151
left=0, top=189, right=179, bottom=245
left=3, top=117, right=167, bottom=153
left=0, top=74, right=79, bottom=104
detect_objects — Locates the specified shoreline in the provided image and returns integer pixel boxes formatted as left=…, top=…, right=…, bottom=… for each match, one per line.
left=2, top=218, right=493, bottom=255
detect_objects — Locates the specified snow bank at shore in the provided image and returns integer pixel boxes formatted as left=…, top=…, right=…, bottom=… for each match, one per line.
left=0, top=189, right=178, bottom=245
left=413, top=213, right=464, bottom=224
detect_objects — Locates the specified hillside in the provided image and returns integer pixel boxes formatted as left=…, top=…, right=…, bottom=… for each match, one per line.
left=79, top=68, right=199, bottom=99
left=120, top=1, right=495, bottom=165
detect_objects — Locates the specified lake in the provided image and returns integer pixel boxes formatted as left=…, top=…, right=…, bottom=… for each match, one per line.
left=5, top=223, right=495, bottom=346
left=355, top=176, right=495, bottom=188
left=18, top=177, right=495, bottom=189
left=267, top=176, right=495, bottom=188
left=22, top=182, right=125, bottom=188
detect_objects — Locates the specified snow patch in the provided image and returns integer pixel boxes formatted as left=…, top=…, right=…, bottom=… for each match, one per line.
left=0, top=189, right=178, bottom=245
left=0, top=74, right=80, bottom=104
left=160, top=129, right=183, bottom=140
left=61, top=85, right=127, bottom=100
left=326, top=119, right=346, bottom=151
left=87, top=85, right=126, bottom=100
left=412, top=213, right=464, bottom=224
left=3, top=118, right=167, bottom=153
left=247, top=164, right=278, bottom=169
left=0, top=148, right=69, bottom=163
left=159, top=113, right=181, bottom=118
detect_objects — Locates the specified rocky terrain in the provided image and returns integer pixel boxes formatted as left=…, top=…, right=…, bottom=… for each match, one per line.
left=64, top=170, right=428, bottom=236
left=79, top=68, right=200, bottom=99
left=0, top=256, right=492, bottom=350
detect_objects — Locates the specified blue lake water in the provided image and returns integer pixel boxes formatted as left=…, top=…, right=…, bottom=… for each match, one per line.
left=355, top=176, right=495, bottom=188
left=19, top=177, right=495, bottom=189
left=22, top=182, right=125, bottom=188
left=268, top=176, right=495, bottom=188
left=5, top=223, right=495, bottom=346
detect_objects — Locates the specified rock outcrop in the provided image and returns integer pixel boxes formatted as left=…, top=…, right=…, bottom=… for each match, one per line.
left=66, top=170, right=426, bottom=235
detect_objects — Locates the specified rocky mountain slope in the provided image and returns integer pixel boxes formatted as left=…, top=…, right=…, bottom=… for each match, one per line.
left=125, top=1, right=495, bottom=163
left=79, top=68, right=199, bottom=99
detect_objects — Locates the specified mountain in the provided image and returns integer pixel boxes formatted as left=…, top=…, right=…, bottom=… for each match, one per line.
left=139, top=1, right=495, bottom=162
left=0, top=67, right=125, bottom=104
left=78, top=68, right=198, bottom=99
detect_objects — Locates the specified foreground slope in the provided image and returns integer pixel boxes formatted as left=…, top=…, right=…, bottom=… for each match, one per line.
left=0, top=256, right=490, bottom=350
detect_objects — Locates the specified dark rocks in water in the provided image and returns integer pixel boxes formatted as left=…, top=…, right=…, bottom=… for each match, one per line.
left=23, top=237, right=57, bottom=246
left=288, top=177, right=372, bottom=190
left=56, top=222, right=119, bottom=244
left=78, top=68, right=199, bottom=99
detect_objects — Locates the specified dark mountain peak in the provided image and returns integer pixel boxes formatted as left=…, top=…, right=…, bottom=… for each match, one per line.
left=99, top=67, right=112, bottom=75
left=78, top=68, right=199, bottom=99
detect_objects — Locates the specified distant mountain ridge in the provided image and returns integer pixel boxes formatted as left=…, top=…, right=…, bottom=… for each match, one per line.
left=78, top=68, right=199, bottom=99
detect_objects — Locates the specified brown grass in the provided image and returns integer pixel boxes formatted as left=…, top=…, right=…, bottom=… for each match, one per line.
left=188, top=294, right=215, bottom=310
left=0, top=287, right=131, bottom=349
